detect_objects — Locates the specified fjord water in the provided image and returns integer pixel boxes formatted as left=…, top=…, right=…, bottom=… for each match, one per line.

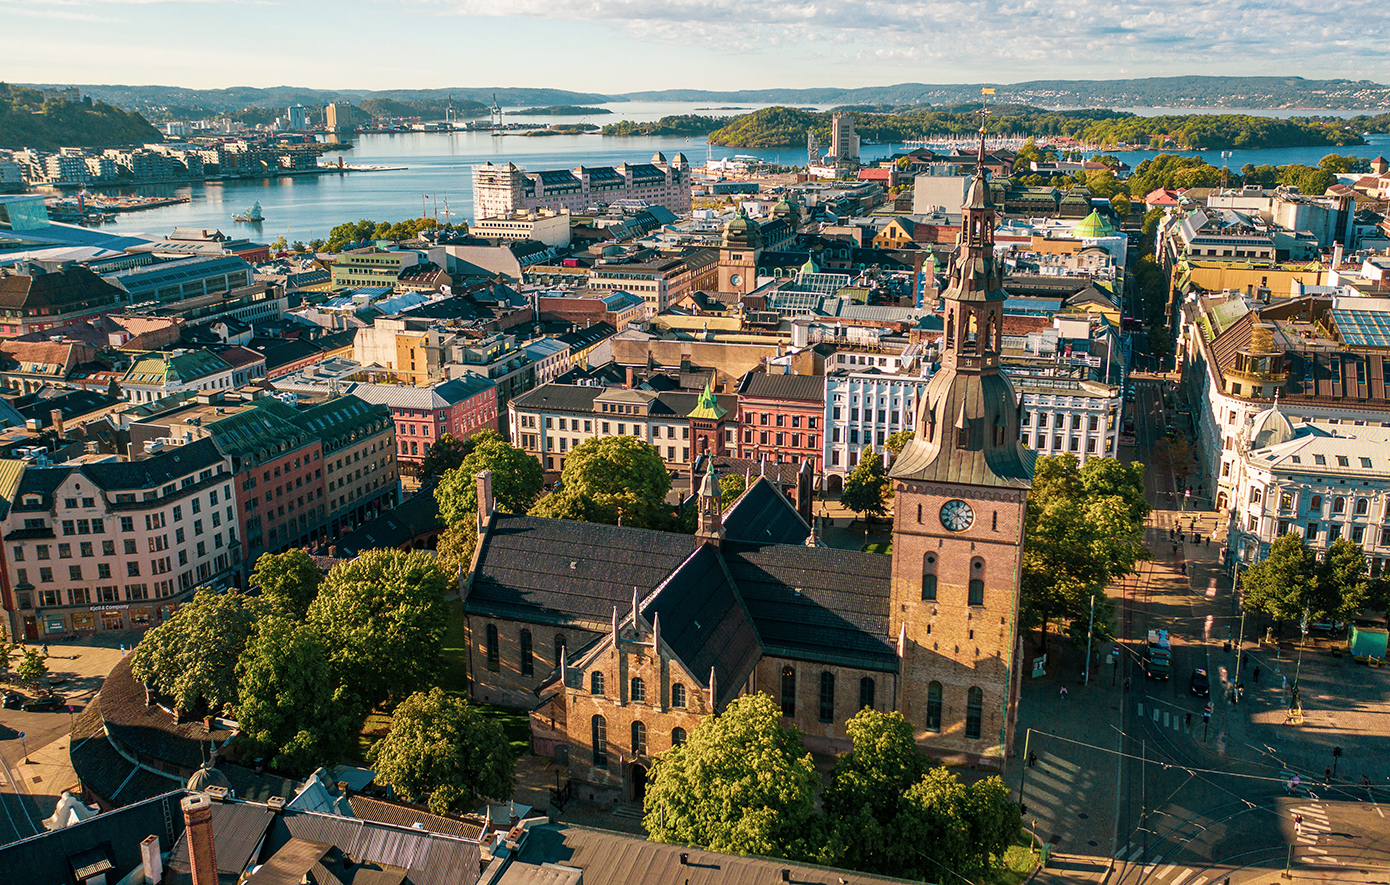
left=81, top=101, right=1390, bottom=244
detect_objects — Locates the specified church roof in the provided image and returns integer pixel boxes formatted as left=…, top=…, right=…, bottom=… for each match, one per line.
left=721, top=477, right=810, bottom=546
left=686, top=381, right=728, bottom=420
left=889, top=370, right=1034, bottom=489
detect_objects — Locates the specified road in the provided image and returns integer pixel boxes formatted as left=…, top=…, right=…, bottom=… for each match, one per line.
left=1107, top=378, right=1390, bottom=884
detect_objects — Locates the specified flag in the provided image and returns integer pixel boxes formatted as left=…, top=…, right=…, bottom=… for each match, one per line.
left=981, top=87, right=996, bottom=95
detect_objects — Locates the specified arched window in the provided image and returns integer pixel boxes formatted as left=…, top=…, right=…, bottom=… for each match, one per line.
left=592, top=715, right=608, bottom=768
left=1356, top=498, right=1369, bottom=516
left=859, top=676, right=875, bottom=711
left=630, top=677, right=646, bottom=704
left=519, top=629, right=534, bottom=678
left=965, top=687, right=984, bottom=739
left=632, top=720, right=647, bottom=757
left=554, top=633, right=566, bottom=665
left=671, top=727, right=687, bottom=747
left=926, top=681, right=943, bottom=732
left=485, top=624, right=499, bottom=671
left=1309, top=495, right=1322, bottom=513
left=591, top=671, right=605, bottom=696
left=819, top=671, right=835, bottom=723
left=671, top=682, right=686, bottom=708
left=968, top=558, right=985, bottom=606
left=1333, top=496, right=1346, bottom=514
left=780, top=666, right=796, bottom=717
left=922, top=553, right=938, bottom=601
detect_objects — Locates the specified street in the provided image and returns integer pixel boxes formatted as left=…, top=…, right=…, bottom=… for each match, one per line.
left=1016, top=377, right=1390, bottom=884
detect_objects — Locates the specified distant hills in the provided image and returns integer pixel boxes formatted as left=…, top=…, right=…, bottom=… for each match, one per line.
left=0, top=84, right=162, bottom=150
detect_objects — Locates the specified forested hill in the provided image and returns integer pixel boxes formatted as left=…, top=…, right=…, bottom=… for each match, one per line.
left=624, top=76, right=1390, bottom=111
left=707, top=106, right=1367, bottom=150
left=0, top=84, right=161, bottom=149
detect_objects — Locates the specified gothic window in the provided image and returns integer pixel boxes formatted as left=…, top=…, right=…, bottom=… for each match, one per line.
left=591, top=671, right=605, bottom=696
left=631, top=677, right=646, bottom=703
left=671, top=682, right=686, bottom=708
left=965, top=687, right=984, bottom=739
left=819, top=672, right=835, bottom=723
left=592, top=715, right=608, bottom=768
left=859, top=676, right=875, bottom=712
left=966, top=314, right=978, bottom=346
left=922, top=553, right=938, bottom=601
left=946, top=312, right=955, bottom=347
left=485, top=624, right=499, bottom=671
left=520, top=629, right=533, bottom=677
left=632, top=721, right=647, bottom=757
left=780, top=666, right=796, bottom=717
left=969, top=558, right=985, bottom=606
left=926, top=681, right=943, bottom=732
left=672, top=727, right=687, bottom=747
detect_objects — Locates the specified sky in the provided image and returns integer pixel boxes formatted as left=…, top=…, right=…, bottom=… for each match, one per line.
left=4, top=0, right=1390, bottom=92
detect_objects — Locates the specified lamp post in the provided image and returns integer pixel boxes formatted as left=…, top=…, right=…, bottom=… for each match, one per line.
left=1291, top=610, right=1309, bottom=714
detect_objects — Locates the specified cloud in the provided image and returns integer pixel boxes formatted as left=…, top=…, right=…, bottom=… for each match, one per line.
left=415, top=0, right=1390, bottom=77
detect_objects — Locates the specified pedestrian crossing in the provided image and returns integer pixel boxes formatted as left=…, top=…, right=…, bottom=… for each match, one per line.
left=1136, top=702, right=1186, bottom=732
left=1290, top=802, right=1339, bottom=864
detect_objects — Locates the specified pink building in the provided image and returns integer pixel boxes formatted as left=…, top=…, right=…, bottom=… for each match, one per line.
left=346, top=376, right=499, bottom=471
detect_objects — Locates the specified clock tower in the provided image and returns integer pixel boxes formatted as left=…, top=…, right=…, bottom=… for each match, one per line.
left=718, top=211, right=762, bottom=296
left=887, top=112, right=1033, bottom=767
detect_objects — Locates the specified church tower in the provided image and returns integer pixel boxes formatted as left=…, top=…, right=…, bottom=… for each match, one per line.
left=887, top=111, right=1033, bottom=767
left=718, top=211, right=762, bottom=296
left=695, top=459, right=724, bottom=545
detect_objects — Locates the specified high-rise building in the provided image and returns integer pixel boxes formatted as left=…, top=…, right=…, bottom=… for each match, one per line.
left=287, top=105, right=307, bottom=130
left=325, top=101, right=355, bottom=132
left=830, top=113, right=860, bottom=168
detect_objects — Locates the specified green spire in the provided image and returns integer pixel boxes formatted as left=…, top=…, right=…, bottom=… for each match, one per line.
left=688, top=381, right=727, bottom=420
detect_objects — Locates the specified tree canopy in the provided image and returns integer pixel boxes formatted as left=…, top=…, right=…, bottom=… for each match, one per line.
left=1243, top=533, right=1368, bottom=623
left=369, top=688, right=515, bottom=816
left=418, top=432, right=478, bottom=478
left=130, top=589, right=262, bottom=714
left=250, top=549, right=323, bottom=619
left=546, top=436, right=673, bottom=529
left=841, top=449, right=891, bottom=524
left=644, top=693, right=820, bottom=861
left=16, top=649, right=47, bottom=683
left=434, top=431, right=543, bottom=525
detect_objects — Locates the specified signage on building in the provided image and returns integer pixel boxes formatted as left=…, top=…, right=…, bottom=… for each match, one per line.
left=89, top=603, right=130, bottom=612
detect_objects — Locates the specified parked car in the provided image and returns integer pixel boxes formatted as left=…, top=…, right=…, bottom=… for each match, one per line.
left=1190, top=668, right=1210, bottom=697
left=2, top=691, right=24, bottom=709
left=21, top=693, right=64, bottom=712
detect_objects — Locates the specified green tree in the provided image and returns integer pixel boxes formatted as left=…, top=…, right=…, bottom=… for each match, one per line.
left=894, top=767, right=971, bottom=878
left=235, top=618, right=349, bottom=775
left=885, top=430, right=915, bottom=456
left=16, top=649, right=47, bottom=683
left=820, top=709, right=928, bottom=873
left=250, top=549, right=322, bottom=619
left=527, top=487, right=608, bottom=522
left=719, top=473, right=747, bottom=508
left=270, top=235, right=288, bottom=252
left=1111, top=193, right=1132, bottom=219
left=841, top=449, right=890, bottom=526
left=369, top=688, right=515, bottom=815
left=556, top=436, right=672, bottom=529
left=129, top=589, right=261, bottom=713
left=1242, top=532, right=1318, bottom=622
left=1316, top=538, right=1369, bottom=620
left=644, top=693, right=820, bottom=861
left=1080, top=457, right=1151, bottom=524
left=419, top=431, right=478, bottom=478
left=433, top=431, right=543, bottom=525
left=307, top=550, right=450, bottom=711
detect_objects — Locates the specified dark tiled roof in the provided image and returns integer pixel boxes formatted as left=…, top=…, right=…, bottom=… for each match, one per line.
left=347, top=796, right=485, bottom=841
left=16, top=389, right=121, bottom=426
left=738, top=372, right=826, bottom=404
left=11, top=465, right=74, bottom=513
left=721, top=477, right=809, bottom=546
left=722, top=541, right=897, bottom=671
left=335, top=482, right=440, bottom=557
left=468, top=515, right=695, bottom=628
left=166, top=800, right=277, bottom=885
left=643, top=545, right=760, bottom=706
left=0, top=791, right=185, bottom=885
left=511, top=384, right=602, bottom=413
left=97, top=656, right=235, bottom=774
left=83, top=438, right=226, bottom=492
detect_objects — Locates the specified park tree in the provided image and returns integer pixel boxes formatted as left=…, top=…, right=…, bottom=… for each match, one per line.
left=885, top=429, right=915, bottom=456
left=820, top=709, right=928, bottom=873
left=16, top=649, right=47, bottom=683
left=1111, top=193, right=1132, bottom=218
left=235, top=618, right=350, bottom=775
left=644, top=693, right=820, bottom=861
left=250, top=549, right=322, bottom=619
left=419, top=432, right=478, bottom=478
left=554, top=436, right=672, bottom=529
left=369, top=688, right=515, bottom=816
left=1080, top=456, right=1150, bottom=524
left=719, top=473, right=746, bottom=508
left=307, top=550, right=450, bottom=711
left=432, top=522, right=478, bottom=586
left=1316, top=537, right=1369, bottom=620
left=1242, top=532, right=1318, bottom=622
left=841, top=449, right=891, bottom=527
left=527, top=487, right=608, bottom=522
left=433, top=431, right=543, bottom=525
left=129, top=589, right=261, bottom=713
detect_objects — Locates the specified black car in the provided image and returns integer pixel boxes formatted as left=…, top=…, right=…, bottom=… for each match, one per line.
left=21, top=694, right=64, bottom=712
left=2, top=691, right=24, bottom=709
left=1190, top=668, right=1210, bottom=697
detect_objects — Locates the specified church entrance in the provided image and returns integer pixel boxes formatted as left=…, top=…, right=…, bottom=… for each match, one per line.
left=630, top=763, right=648, bottom=804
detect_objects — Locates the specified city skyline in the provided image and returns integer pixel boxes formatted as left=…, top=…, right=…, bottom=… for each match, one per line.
left=3, top=0, right=1390, bottom=93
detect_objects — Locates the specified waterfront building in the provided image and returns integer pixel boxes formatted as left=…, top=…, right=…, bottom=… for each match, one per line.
left=472, top=153, right=692, bottom=220
left=329, top=248, right=421, bottom=289
left=2, top=438, right=238, bottom=641
left=471, top=209, right=572, bottom=247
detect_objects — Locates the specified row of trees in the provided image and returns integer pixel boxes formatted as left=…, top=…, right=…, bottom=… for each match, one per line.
left=645, top=697, right=1021, bottom=880
left=1242, top=533, right=1390, bottom=624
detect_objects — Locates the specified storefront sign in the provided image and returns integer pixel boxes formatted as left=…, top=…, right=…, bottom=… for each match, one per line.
left=89, top=603, right=129, bottom=612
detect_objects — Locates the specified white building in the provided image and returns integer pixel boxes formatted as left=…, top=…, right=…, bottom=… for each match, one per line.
left=471, top=210, right=571, bottom=247
left=823, top=370, right=931, bottom=479
left=1015, top=375, right=1122, bottom=462
left=1227, top=404, right=1390, bottom=575
left=472, top=154, right=692, bottom=220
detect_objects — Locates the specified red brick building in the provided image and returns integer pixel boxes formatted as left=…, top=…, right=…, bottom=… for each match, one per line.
left=347, top=376, right=499, bottom=471
left=736, top=372, right=826, bottom=471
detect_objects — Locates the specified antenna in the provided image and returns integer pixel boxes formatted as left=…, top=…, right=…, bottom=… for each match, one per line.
left=977, top=85, right=995, bottom=170
left=1221, top=151, right=1233, bottom=190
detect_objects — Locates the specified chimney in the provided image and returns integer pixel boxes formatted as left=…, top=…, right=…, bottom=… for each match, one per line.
left=476, top=470, right=494, bottom=539
left=625, top=365, right=635, bottom=389
left=50, top=409, right=64, bottom=438
left=181, top=793, right=218, bottom=885
left=140, top=835, right=162, bottom=885
left=336, top=781, right=351, bottom=797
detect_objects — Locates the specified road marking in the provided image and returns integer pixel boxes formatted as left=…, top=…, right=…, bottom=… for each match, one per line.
left=1153, top=708, right=1161, bottom=722
left=1172, top=717, right=1180, bottom=731
left=1154, top=863, right=1177, bottom=880
left=1163, top=711, right=1170, bottom=728
left=1129, top=846, right=1144, bottom=862
left=1189, top=877, right=1209, bottom=885
left=1137, top=703, right=1144, bottom=717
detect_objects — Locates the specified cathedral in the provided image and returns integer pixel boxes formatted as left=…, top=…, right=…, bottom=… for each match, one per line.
left=461, top=128, right=1035, bottom=803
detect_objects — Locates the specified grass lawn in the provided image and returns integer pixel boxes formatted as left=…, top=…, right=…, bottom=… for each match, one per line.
left=354, top=709, right=394, bottom=763
left=472, top=702, right=533, bottom=758
left=862, top=541, right=892, bottom=554
left=439, top=598, right=470, bottom=693
left=981, top=834, right=1040, bottom=885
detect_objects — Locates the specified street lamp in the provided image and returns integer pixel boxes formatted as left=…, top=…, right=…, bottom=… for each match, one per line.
left=1290, top=610, right=1309, bottom=714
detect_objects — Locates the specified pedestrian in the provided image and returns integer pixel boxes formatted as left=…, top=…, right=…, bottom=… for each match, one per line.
left=41, top=643, right=48, bottom=656
left=1205, top=536, right=1211, bottom=548
left=1294, top=813, right=1303, bottom=835
left=1059, top=686, right=1068, bottom=700
left=1185, top=712, right=1192, bottom=728
left=1242, top=652, right=1249, bottom=668
left=1325, top=766, right=1333, bottom=784
left=1124, top=676, right=1131, bottom=692
left=1253, top=666, right=1261, bottom=683
left=1236, top=683, right=1245, bottom=703
left=1028, top=752, right=1037, bottom=768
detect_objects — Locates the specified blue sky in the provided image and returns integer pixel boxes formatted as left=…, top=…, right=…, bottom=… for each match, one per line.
left=4, top=0, right=1389, bottom=92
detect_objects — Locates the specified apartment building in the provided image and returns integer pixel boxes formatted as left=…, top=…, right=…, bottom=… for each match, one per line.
left=330, top=248, right=421, bottom=289
left=586, top=252, right=718, bottom=319
left=823, top=370, right=931, bottom=481
left=343, top=377, right=499, bottom=469
left=2, top=439, right=237, bottom=641
left=301, top=395, right=398, bottom=539
left=472, top=154, right=692, bottom=219
left=1015, top=375, right=1121, bottom=462
left=121, top=349, right=237, bottom=404
left=736, top=372, right=825, bottom=471
left=0, top=261, right=129, bottom=338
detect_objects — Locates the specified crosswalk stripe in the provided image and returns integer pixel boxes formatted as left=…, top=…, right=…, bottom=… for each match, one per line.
left=1163, top=712, right=1171, bottom=728
left=1154, top=864, right=1175, bottom=880
left=1189, top=877, right=1209, bottom=885
left=1128, top=846, right=1143, bottom=862
left=1153, top=708, right=1161, bottom=722
left=1138, top=703, right=1144, bottom=717
left=1173, top=716, right=1180, bottom=731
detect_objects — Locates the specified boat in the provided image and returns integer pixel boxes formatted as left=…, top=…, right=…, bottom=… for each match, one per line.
left=232, top=201, right=264, bottom=222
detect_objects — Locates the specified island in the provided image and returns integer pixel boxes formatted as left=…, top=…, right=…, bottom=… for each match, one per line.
left=509, top=105, right=612, bottom=116
left=601, top=115, right=729, bottom=137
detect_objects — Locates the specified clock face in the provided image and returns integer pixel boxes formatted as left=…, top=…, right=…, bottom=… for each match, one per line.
left=940, top=499, right=974, bottom=532
left=730, top=273, right=743, bottom=286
